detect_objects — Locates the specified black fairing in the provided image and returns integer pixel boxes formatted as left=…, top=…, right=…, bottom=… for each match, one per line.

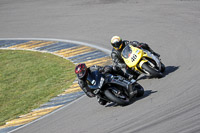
left=107, top=75, right=129, bottom=89
left=86, top=70, right=130, bottom=94
left=85, top=70, right=136, bottom=104
left=87, top=70, right=104, bottom=90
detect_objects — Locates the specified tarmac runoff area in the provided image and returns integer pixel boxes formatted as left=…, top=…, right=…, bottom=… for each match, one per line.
left=0, top=39, right=112, bottom=133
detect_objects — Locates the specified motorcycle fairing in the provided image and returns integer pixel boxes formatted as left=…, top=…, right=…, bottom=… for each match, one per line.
left=105, top=75, right=134, bottom=95
left=141, top=49, right=162, bottom=70
left=122, top=45, right=162, bottom=73
left=122, top=45, right=143, bottom=68
left=87, top=70, right=104, bottom=90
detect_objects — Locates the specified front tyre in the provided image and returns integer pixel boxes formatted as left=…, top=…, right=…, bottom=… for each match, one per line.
left=161, top=62, right=165, bottom=72
left=142, top=62, right=163, bottom=78
left=104, top=89, right=130, bottom=106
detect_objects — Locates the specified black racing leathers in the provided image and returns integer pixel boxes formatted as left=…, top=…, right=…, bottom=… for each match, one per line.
left=111, top=40, right=156, bottom=79
left=78, top=65, right=131, bottom=98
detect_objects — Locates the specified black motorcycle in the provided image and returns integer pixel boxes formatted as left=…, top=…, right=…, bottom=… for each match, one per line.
left=87, top=70, right=144, bottom=106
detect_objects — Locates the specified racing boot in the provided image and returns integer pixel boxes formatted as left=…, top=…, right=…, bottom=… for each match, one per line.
left=97, top=96, right=107, bottom=105
left=126, top=68, right=140, bottom=80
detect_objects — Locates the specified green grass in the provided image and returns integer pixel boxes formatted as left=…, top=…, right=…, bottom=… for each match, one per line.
left=0, top=50, right=76, bottom=126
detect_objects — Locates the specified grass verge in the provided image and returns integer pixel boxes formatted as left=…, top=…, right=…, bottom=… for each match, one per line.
left=0, top=49, right=76, bottom=126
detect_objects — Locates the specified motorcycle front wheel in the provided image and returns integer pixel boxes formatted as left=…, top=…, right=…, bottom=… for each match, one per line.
left=161, top=62, right=165, bottom=72
left=142, top=62, right=163, bottom=78
left=104, top=89, right=130, bottom=106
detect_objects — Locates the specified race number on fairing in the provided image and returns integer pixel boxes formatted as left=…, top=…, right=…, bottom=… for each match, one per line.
left=131, top=54, right=137, bottom=62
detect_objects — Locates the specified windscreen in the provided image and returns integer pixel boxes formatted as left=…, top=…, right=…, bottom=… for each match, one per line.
left=87, top=70, right=102, bottom=89
left=122, top=45, right=132, bottom=59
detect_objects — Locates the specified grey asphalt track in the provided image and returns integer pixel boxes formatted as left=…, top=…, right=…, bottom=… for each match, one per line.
left=1, top=0, right=200, bottom=133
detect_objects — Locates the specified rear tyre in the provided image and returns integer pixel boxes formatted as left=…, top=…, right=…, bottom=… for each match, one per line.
left=142, top=62, right=163, bottom=78
left=104, top=89, right=130, bottom=106
left=134, top=84, right=144, bottom=97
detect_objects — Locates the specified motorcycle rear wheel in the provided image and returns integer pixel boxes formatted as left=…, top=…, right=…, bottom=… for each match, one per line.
left=134, top=83, right=144, bottom=97
left=142, top=62, right=163, bottom=78
left=104, top=89, right=130, bottom=106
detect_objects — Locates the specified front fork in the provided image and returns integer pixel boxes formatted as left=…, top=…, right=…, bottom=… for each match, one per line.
left=131, top=59, right=148, bottom=74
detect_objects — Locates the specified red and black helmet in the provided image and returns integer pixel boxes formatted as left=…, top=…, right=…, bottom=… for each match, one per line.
left=75, top=63, right=88, bottom=79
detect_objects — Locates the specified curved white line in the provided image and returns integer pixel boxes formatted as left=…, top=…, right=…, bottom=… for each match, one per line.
left=0, top=38, right=111, bottom=54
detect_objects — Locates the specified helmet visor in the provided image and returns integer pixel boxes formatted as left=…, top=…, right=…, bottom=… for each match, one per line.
left=77, top=70, right=85, bottom=78
left=112, top=40, right=122, bottom=48
left=75, top=67, right=87, bottom=79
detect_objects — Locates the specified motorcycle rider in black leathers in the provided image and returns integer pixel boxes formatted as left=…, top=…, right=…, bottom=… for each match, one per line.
left=75, top=63, right=136, bottom=105
left=110, top=36, right=160, bottom=80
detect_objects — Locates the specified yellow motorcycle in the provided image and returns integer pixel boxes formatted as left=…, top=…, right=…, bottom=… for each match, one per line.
left=121, top=44, right=165, bottom=78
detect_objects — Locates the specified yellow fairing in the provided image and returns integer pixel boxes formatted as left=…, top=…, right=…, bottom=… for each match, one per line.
left=122, top=45, right=143, bottom=68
